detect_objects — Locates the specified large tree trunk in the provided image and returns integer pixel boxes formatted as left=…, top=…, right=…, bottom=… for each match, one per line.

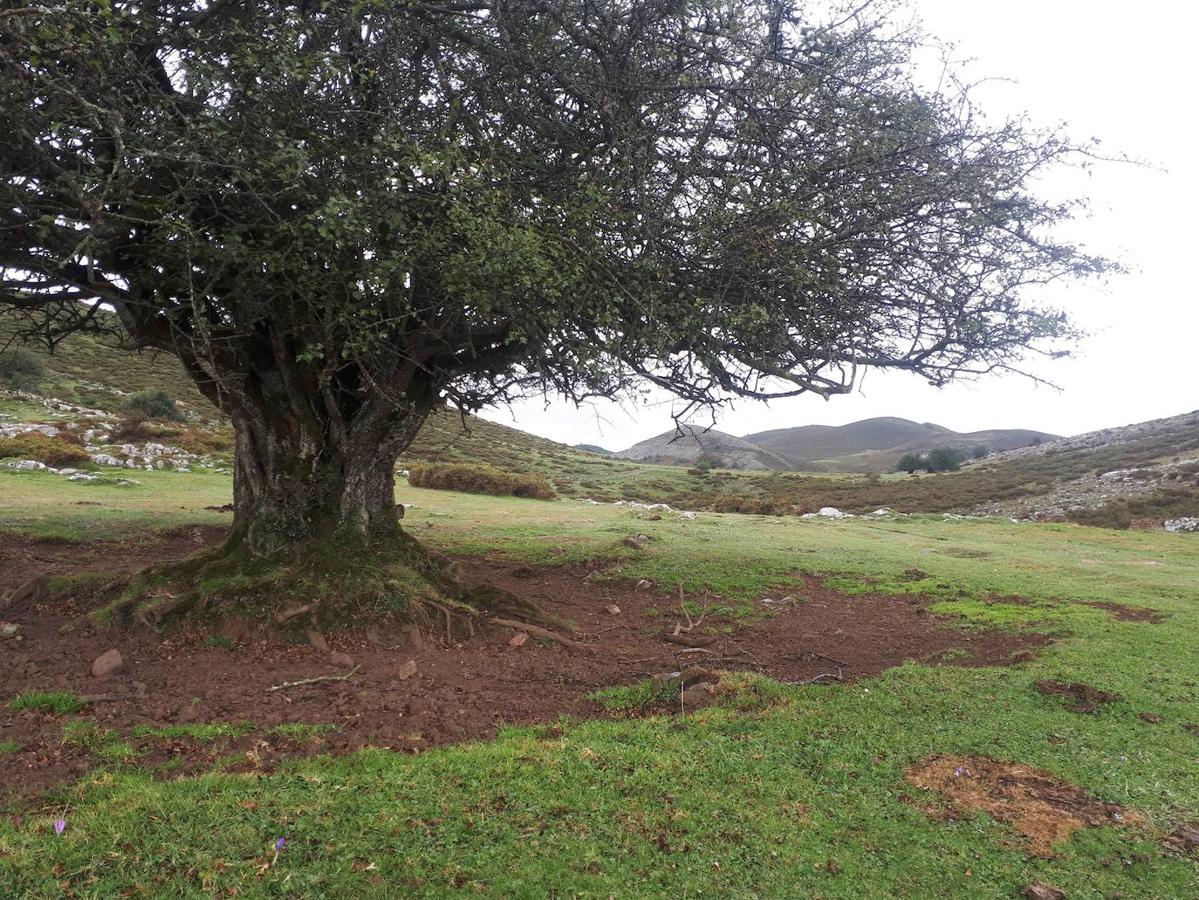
left=219, top=375, right=433, bottom=558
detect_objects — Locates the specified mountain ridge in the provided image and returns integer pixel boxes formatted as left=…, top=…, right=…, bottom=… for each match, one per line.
left=618, top=416, right=1058, bottom=473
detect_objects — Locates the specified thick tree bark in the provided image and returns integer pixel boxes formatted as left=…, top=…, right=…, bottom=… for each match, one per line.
left=217, top=372, right=433, bottom=558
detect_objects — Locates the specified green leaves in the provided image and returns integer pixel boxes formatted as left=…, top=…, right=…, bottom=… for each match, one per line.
left=1, top=0, right=1110, bottom=422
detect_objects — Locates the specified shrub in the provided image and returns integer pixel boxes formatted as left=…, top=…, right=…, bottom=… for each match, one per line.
left=127, top=389, right=186, bottom=422
left=112, top=412, right=166, bottom=443
left=0, top=347, right=46, bottom=391
left=0, top=432, right=91, bottom=467
left=407, top=462, right=556, bottom=500
left=896, top=452, right=925, bottom=474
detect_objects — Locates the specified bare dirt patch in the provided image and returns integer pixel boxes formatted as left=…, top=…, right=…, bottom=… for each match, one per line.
left=1162, top=822, right=1199, bottom=856
left=1, top=531, right=1048, bottom=802
left=1034, top=679, right=1121, bottom=713
left=907, top=755, right=1144, bottom=856
left=1082, top=601, right=1167, bottom=624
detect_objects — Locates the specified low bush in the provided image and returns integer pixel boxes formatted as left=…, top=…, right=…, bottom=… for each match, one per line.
left=0, top=432, right=91, bottom=467
left=176, top=428, right=235, bottom=456
left=127, top=389, right=186, bottom=422
left=0, top=347, right=46, bottom=391
left=407, top=462, right=557, bottom=500
left=111, top=412, right=182, bottom=444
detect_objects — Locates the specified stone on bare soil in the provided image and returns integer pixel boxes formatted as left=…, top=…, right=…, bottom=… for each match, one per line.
left=397, top=658, right=418, bottom=680
left=91, top=648, right=124, bottom=678
left=330, top=652, right=355, bottom=669
left=306, top=629, right=329, bottom=652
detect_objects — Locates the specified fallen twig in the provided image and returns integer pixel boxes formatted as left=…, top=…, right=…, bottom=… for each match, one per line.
left=267, top=664, right=362, bottom=692
left=800, top=670, right=843, bottom=685
left=488, top=617, right=587, bottom=650
left=77, top=692, right=138, bottom=704
left=662, top=632, right=715, bottom=648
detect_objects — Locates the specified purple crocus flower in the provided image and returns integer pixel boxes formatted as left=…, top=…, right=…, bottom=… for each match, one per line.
left=53, top=819, right=66, bottom=835
left=275, top=837, right=286, bottom=852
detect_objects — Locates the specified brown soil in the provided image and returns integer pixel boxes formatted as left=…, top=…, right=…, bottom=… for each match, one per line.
left=1, top=530, right=1048, bottom=804
left=907, top=754, right=1145, bottom=856
left=1082, top=600, right=1167, bottom=624
left=1034, top=679, right=1121, bottom=713
left=1162, top=822, right=1199, bottom=856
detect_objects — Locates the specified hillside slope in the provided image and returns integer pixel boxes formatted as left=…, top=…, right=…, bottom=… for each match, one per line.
left=0, top=320, right=710, bottom=500
left=615, top=426, right=793, bottom=470
left=745, top=417, right=1057, bottom=472
left=4, top=318, right=1194, bottom=528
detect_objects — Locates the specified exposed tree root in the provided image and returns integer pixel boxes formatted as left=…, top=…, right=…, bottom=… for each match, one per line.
left=486, top=617, right=588, bottom=650
left=80, top=532, right=583, bottom=648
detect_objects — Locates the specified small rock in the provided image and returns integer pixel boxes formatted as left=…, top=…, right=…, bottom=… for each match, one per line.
left=635, top=579, right=654, bottom=590
left=306, top=629, right=329, bottom=652
left=404, top=624, right=425, bottom=651
left=1022, top=885, right=1066, bottom=900
left=90, top=648, right=124, bottom=678
left=330, top=652, right=355, bottom=669
left=1139, top=712, right=1163, bottom=724
left=605, top=604, right=621, bottom=615
left=397, top=658, right=418, bottom=680
left=817, top=506, right=848, bottom=518
left=508, top=632, right=529, bottom=649
left=0, top=622, right=19, bottom=640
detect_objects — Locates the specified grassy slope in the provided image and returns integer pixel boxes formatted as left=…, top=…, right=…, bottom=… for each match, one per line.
left=4, top=321, right=1197, bottom=523
left=1, top=469, right=1197, bottom=896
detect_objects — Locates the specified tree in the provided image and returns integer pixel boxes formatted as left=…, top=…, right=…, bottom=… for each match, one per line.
left=127, top=389, right=186, bottom=422
left=925, top=446, right=966, bottom=472
left=896, top=452, right=926, bottom=474
left=1, top=1, right=1110, bottom=606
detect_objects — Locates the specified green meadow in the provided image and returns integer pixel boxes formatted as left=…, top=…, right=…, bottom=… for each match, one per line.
left=1, top=467, right=1197, bottom=897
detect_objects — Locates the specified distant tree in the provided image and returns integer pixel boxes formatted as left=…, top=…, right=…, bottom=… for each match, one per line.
left=971, top=444, right=989, bottom=460
left=926, top=447, right=966, bottom=473
left=1031, top=436, right=1045, bottom=446
left=0, top=348, right=45, bottom=392
left=896, top=452, right=926, bottom=474
left=127, top=390, right=186, bottom=423
left=0, top=2, right=1112, bottom=610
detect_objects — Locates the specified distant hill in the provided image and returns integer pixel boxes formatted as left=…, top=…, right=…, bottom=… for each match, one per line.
left=573, top=444, right=612, bottom=455
left=745, top=417, right=1058, bottom=473
left=615, top=426, right=793, bottom=470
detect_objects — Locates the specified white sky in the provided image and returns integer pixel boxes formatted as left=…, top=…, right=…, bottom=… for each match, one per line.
left=482, top=0, right=1198, bottom=450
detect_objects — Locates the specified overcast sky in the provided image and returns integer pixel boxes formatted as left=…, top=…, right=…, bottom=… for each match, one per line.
left=482, top=0, right=1198, bottom=451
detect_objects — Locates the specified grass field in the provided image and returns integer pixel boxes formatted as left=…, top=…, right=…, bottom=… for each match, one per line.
left=1, top=466, right=1197, bottom=896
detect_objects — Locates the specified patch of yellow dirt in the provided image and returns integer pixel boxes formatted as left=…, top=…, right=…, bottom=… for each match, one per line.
left=907, top=755, right=1144, bottom=856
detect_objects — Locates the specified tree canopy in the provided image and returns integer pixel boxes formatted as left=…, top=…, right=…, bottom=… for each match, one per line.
left=0, top=0, right=1112, bottom=557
